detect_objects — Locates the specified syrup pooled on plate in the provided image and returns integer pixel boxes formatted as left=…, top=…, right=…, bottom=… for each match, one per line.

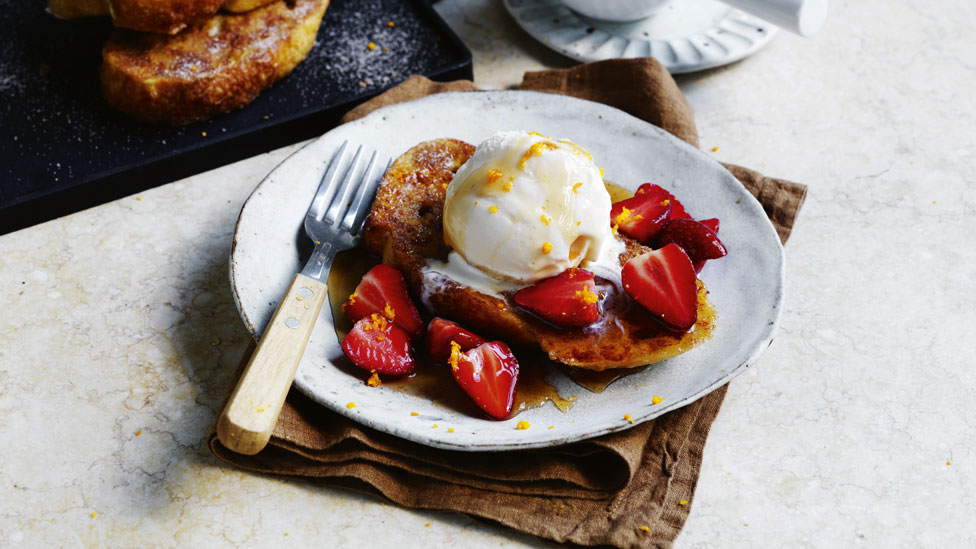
left=327, top=248, right=576, bottom=419
left=326, top=180, right=716, bottom=418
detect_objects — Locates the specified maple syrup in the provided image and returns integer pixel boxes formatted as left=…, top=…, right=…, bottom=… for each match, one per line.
left=324, top=180, right=716, bottom=417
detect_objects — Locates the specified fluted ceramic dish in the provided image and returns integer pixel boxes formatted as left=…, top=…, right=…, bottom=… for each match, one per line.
left=503, top=0, right=778, bottom=73
left=230, top=90, right=784, bottom=451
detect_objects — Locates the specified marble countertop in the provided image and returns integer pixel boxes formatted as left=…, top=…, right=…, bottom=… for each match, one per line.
left=2, top=0, right=974, bottom=546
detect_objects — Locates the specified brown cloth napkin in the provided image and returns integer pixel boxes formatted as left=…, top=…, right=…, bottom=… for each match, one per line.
left=209, top=58, right=806, bottom=548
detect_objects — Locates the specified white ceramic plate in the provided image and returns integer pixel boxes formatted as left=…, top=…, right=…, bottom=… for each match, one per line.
left=231, top=90, right=784, bottom=451
left=503, top=0, right=778, bottom=73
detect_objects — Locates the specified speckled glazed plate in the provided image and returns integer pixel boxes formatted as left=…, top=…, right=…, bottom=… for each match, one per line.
left=230, top=90, right=784, bottom=451
left=503, top=0, right=778, bottom=73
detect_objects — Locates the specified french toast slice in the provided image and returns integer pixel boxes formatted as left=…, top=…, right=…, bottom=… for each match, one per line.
left=101, top=0, right=328, bottom=125
left=363, top=139, right=715, bottom=371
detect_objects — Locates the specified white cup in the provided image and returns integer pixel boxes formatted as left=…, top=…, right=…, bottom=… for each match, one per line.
left=560, top=0, right=676, bottom=22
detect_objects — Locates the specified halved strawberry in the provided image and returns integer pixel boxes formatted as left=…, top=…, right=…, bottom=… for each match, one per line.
left=621, top=244, right=698, bottom=331
left=610, top=186, right=671, bottom=243
left=655, top=218, right=727, bottom=265
left=699, top=218, right=720, bottom=233
left=426, top=318, right=488, bottom=362
left=636, top=183, right=692, bottom=220
left=689, top=218, right=720, bottom=273
left=341, top=313, right=415, bottom=375
left=342, top=264, right=423, bottom=339
left=513, top=268, right=600, bottom=328
left=450, top=341, right=519, bottom=419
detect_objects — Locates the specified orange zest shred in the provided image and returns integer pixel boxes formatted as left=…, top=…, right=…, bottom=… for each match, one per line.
left=516, top=420, right=530, bottom=430
left=486, top=169, right=503, bottom=184
left=342, top=292, right=358, bottom=311
left=575, top=284, right=599, bottom=305
left=489, top=205, right=499, bottom=214
left=542, top=242, right=553, bottom=254
left=383, top=303, right=396, bottom=321
left=572, top=182, right=583, bottom=193
left=614, top=206, right=636, bottom=226
left=518, top=141, right=558, bottom=168
left=540, top=214, right=551, bottom=225
left=367, top=373, right=381, bottom=387
left=448, top=341, right=462, bottom=371
left=364, top=313, right=388, bottom=333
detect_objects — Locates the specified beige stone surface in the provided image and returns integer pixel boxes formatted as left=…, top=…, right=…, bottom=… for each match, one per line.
left=1, top=0, right=974, bottom=546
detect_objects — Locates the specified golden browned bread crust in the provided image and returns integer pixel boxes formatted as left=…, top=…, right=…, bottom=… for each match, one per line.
left=223, top=0, right=278, bottom=13
left=101, top=0, right=328, bottom=125
left=364, top=139, right=715, bottom=371
left=108, top=0, right=225, bottom=35
left=48, top=0, right=278, bottom=23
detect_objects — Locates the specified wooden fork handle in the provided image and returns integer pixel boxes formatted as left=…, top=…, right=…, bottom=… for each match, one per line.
left=217, top=273, right=328, bottom=455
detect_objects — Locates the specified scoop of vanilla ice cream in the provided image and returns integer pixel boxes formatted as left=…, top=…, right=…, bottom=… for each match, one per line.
left=442, top=131, right=612, bottom=283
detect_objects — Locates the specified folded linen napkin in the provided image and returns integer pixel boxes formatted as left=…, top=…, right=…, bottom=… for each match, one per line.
left=209, top=57, right=806, bottom=548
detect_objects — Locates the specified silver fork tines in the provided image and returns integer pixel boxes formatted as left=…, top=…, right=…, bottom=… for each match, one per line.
left=300, top=141, right=387, bottom=281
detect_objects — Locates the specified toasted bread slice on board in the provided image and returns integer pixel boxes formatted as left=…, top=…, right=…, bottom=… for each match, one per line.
left=101, top=0, right=328, bottom=124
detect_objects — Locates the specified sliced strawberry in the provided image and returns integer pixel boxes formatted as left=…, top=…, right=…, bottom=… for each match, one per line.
left=450, top=341, right=519, bottom=419
left=513, top=268, right=600, bottom=328
left=621, top=244, right=698, bottom=331
left=610, top=186, right=671, bottom=243
left=699, top=218, right=719, bottom=233
left=636, top=183, right=692, bottom=220
left=342, top=264, right=423, bottom=339
left=341, top=313, right=415, bottom=375
left=426, top=318, right=488, bottom=363
left=655, top=218, right=728, bottom=266
left=691, top=219, right=722, bottom=272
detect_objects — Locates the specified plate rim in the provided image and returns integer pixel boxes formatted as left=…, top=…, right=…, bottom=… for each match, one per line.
left=230, top=89, right=785, bottom=451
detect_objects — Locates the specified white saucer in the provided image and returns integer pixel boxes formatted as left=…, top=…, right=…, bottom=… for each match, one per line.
left=503, top=0, right=778, bottom=73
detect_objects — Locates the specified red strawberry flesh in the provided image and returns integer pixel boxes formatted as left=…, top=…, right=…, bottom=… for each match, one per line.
left=699, top=218, right=720, bottom=233
left=621, top=244, right=699, bottom=331
left=341, top=314, right=415, bottom=375
left=513, top=268, right=600, bottom=328
left=343, top=264, right=424, bottom=339
left=655, top=218, right=728, bottom=264
left=636, top=183, right=692, bottom=220
left=450, top=341, right=520, bottom=419
left=609, top=186, right=672, bottom=243
left=426, top=317, right=488, bottom=363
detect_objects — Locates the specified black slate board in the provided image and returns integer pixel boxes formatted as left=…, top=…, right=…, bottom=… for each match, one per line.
left=0, top=0, right=471, bottom=235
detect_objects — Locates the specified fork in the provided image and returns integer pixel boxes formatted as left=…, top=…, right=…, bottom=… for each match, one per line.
left=217, top=141, right=386, bottom=455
